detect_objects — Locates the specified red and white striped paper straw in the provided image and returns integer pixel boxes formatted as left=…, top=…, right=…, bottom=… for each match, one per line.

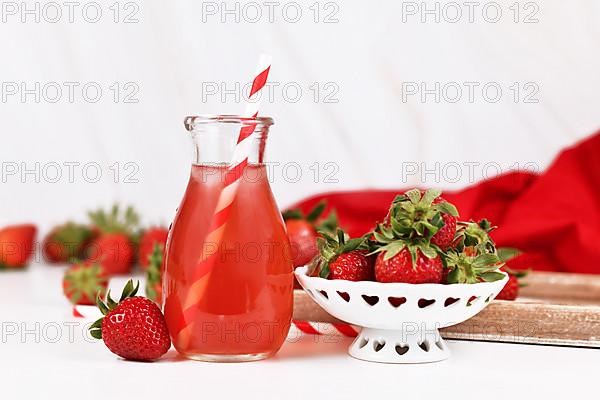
left=174, top=55, right=272, bottom=345
left=293, top=321, right=359, bottom=337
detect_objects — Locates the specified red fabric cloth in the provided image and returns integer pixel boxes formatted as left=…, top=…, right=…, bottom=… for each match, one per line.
left=288, top=132, right=600, bottom=274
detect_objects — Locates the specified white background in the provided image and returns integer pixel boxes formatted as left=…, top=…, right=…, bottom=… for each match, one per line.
left=1, top=1, right=599, bottom=230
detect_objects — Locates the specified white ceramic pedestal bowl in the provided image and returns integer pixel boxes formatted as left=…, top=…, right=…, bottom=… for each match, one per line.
left=295, top=266, right=508, bottom=364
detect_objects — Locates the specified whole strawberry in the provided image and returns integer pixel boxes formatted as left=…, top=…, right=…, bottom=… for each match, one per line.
left=63, top=262, right=108, bottom=305
left=283, top=201, right=338, bottom=267
left=330, top=251, right=373, bottom=281
left=375, top=246, right=443, bottom=284
left=315, top=229, right=372, bottom=281
left=496, top=274, right=518, bottom=300
left=443, top=220, right=506, bottom=284
left=88, top=233, right=134, bottom=275
left=90, top=280, right=171, bottom=361
left=0, top=224, right=37, bottom=269
left=43, top=222, right=94, bottom=263
left=86, top=205, right=139, bottom=275
left=285, top=220, right=319, bottom=267
left=138, top=227, right=168, bottom=270
left=495, top=266, right=527, bottom=300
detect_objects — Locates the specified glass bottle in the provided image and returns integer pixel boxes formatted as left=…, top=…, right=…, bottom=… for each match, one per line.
left=163, top=115, right=293, bottom=362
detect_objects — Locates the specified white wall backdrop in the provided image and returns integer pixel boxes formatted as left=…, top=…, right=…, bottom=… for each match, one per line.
left=0, top=0, right=599, bottom=230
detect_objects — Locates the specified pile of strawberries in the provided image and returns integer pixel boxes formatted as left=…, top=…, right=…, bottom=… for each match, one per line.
left=0, top=207, right=171, bottom=361
left=0, top=206, right=167, bottom=305
left=49, top=206, right=170, bottom=361
left=52, top=206, right=168, bottom=306
left=42, top=205, right=168, bottom=306
left=288, top=189, right=524, bottom=300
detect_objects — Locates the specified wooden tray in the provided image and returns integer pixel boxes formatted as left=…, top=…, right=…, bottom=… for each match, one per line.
left=293, top=271, right=600, bottom=348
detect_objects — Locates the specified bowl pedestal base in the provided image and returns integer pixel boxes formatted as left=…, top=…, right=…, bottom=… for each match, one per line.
left=348, top=327, right=450, bottom=364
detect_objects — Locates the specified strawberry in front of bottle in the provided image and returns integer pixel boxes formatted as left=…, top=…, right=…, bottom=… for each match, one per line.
left=90, top=280, right=171, bottom=361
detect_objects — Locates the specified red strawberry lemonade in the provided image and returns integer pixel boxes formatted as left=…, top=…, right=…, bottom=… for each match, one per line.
left=164, top=163, right=294, bottom=361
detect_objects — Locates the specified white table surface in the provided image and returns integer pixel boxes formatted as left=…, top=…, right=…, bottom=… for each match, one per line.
left=0, top=263, right=598, bottom=399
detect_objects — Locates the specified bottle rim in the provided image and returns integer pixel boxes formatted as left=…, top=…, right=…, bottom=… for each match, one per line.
left=184, top=114, right=274, bottom=131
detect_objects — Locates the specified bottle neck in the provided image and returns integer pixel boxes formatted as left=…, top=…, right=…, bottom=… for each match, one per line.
left=185, top=116, right=272, bottom=166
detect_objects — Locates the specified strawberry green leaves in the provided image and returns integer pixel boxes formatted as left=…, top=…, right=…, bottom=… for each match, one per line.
left=444, top=221, right=505, bottom=284
left=461, top=219, right=494, bottom=248
left=319, top=210, right=339, bottom=233
left=89, top=319, right=103, bottom=340
left=405, top=188, right=423, bottom=205
left=440, top=220, right=526, bottom=285
left=88, top=204, right=140, bottom=236
left=89, top=280, right=140, bottom=340
left=445, top=251, right=505, bottom=284
left=305, top=202, right=326, bottom=223
left=434, top=201, right=459, bottom=217
left=479, top=271, right=506, bottom=282
left=118, top=279, right=139, bottom=301
left=386, top=189, right=458, bottom=242
left=281, top=209, right=303, bottom=220
left=146, top=244, right=163, bottom=302
left=282, top=201, right=326, bottom=223
left=63, top=263, right=107, bottom=305
left=282, top=201, right=338, bottom=235
left=471, top=253, right=501, bottom=269
left=497, top=247, right=521, bottom=262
